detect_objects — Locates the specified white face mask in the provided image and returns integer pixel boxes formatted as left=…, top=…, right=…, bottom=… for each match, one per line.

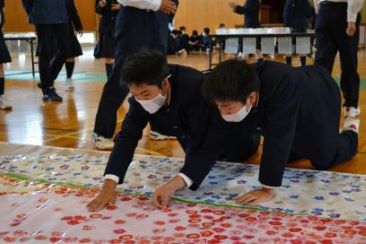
left=136, top=92, right=166, bottom=114
left=221, top=103, right=252, bottom=123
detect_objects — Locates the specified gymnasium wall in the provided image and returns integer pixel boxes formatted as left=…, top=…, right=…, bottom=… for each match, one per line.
left=3, top=0, right=366, bottom=33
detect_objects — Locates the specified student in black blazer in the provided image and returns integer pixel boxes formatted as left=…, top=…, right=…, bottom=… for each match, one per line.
left=94, top=0, right=121, bottom=79
left=283, top=0, right=312, bottom=66
left=229, top=0, right=261, bottom=59
left=22, top=0, right=71, bottom=102
left=47, top=0, right=83, bottom=88
left=87, top=50, right=260, bottom=211
left=229, top=0, right=260, bottom=28
left=200, top=59, right=359, bottom=205
left=35, top=0, right=83, bottom=90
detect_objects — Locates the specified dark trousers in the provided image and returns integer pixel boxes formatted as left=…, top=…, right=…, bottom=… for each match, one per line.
left=35, top=23, right=70, bottom=92
left=290, top=131, right=358, bottom=170
left=156, top=11, right=170, bottom=54
left=93, top=7, right=164, bottom=138
left=314, top=2, right=360, bottom=107
left=310, top=131, right=358, bottom=170
left=290, top=74, right=358, bottom=169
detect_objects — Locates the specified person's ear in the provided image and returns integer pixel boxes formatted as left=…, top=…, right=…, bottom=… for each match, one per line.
left=248, top=91, right=258, bottom=106
left=161, top=79, right=169, bottom=94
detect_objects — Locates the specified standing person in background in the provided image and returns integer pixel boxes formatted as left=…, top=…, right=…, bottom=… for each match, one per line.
left=283, top=0, right=312, bottom=66
left=0, top=0, right=12, bottom=110
left=49, top=0, right=83, bottom=91
left=157, top=0, right=178, bottom=54
left=229, top=0, right=260, bottom=28
left=92, top=0, right=177, bottom=150
left=35, top=0, right=83, bottom=92
left=63, top=0, right=83, bottom=83
left=94, top=0, right=122, bottom=79
left=313, top=0, right=364, bottom=118
left=228, top=0, right=261, bottom=60
left=22, top=0, right=71, bottom=102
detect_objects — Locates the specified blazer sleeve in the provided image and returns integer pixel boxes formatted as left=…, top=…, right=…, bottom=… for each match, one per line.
left=234, top=0, right=257, bottom=15
left=259, top=73, right=299, bottom=187
left=179, top=108, right=235, bottom=190
left=103, top=98, right=149, bottom=184
left=68, top=0, right=83, bottom=31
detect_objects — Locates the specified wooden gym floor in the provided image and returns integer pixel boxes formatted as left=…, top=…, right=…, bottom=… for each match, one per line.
left=1, top=44, right=366, bottom=175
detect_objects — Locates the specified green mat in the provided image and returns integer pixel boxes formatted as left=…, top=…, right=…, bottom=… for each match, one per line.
left=5, top=70, right=107, bottom=83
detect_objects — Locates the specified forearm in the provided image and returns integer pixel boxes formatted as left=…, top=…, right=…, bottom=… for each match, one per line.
left=347, top=0, right=364, bottom=22
left=103, top=136, right=139, bottom=184
left=180, top=152, right=220, bottom=190
left=313, top=0, right=319, bottom=13
left=102, top=178, right=117, bottom=190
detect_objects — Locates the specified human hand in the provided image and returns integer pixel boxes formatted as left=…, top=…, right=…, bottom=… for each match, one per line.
left=235, top=187, right=276, bottom=205
left=228, top=2, right=238, bottom=9
left=160, top=0, right=177, bottom=15
left=153, top=176, right=186, bottom=209
left=111, top=3, right=122, bottom=11
left=87, top=179, right=117, bottom=212
left=346, top=22, right=356, bottom=37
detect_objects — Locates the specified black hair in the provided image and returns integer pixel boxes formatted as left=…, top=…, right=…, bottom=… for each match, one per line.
left=172, top=29, right=181, bottom=35
left=203, top=27, right=210, bottom=34
left=180, top=26, right=186, bottom=31
left=202, top=59, right=260, bottom=103
left=122, top=49, right=169, bottom=87
left=192, top=30, right=198, bottom=36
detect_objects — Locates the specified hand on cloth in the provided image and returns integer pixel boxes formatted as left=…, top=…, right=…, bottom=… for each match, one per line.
left=153, top=175, right=186, bottom=209
left=235, top=187, right=276, bottom=205
left=87, top=179, right=117, bottom=212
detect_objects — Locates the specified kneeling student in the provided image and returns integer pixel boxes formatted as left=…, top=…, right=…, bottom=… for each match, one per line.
left=87, top=50, right=260, bottom=211
left=200, top=59, right=359, bottom=205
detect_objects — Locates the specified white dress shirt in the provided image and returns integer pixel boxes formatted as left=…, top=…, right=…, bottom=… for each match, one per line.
left=104, top=173, right=278, bottom=190
left=313, top=0, right=365, bottom=22
left=104, top=173, right=193, bottom=187
left=117, top=0, right=162, bottom=11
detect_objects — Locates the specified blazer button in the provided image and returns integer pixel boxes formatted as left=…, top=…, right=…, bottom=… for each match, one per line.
left=173, top=125, right=179, bottom=129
